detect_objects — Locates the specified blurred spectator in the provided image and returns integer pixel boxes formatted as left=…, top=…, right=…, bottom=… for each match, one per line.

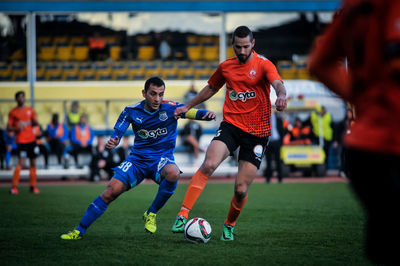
left=3, top=130, right=16, bottom=170
left=183, top=83, right=206, bottom=109
left=333, top=108, right=354, bottom=178
left=310, top=106, right=333, bottom=167
left=283, top=117, right=311, bottom=145
left=69, top=113, right=94, bottom=168
left=159, top=37, right=171, bottom=61
left=90, top=136, right=114, bottom=182
left=32, top=124, right=49, bottom=169
left=47, top=113, right=69, bottom=167
left=114, top=135, right=131, bottom=165
left=180, top=120, right=204, bottom=160
left=88, top=31, right=107, bottom=61
left=264, top=111, right=284, bottom=183
left=65, top=101, right=81, bottom=129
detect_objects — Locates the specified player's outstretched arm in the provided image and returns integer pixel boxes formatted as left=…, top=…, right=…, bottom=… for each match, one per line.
left=181, top=109, right=216, bottom=121
left=106, top=136, right=119, bottom=150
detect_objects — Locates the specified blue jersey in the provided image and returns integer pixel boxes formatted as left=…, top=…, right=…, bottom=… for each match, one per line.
left=111, top=100, right=184, bottom=159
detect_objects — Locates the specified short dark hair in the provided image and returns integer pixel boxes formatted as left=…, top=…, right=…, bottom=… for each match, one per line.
left=15, top=90, right=25, bottom=100
left=144, top=76, right=165, bottom=92
left=231, top=26, right=253, bottom=44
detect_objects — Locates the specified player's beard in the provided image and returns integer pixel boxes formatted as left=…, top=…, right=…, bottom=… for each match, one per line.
left=236, top=50, right=252, bottom=63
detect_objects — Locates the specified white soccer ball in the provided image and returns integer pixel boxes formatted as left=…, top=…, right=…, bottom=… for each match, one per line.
left=184, top=217, right=212, bottom=243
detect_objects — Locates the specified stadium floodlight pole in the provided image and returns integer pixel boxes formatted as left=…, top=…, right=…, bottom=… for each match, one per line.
left=219, top=11, right=226, bottom=63
left=26, top=12, right=36, bottom=108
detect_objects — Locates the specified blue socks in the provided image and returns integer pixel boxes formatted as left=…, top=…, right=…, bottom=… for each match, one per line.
left=76, top=196, right=108, bottom=235
left=148, top=179, right=177, bottom=214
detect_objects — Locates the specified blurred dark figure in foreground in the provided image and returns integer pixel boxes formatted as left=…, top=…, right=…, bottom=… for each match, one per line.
left=308, top=0, right=400, bottom=264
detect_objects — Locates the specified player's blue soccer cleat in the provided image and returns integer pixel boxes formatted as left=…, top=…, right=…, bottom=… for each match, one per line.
left=171, top=215, right=187, bottom=233
left=220, top=224, right=235, bottom=241
left=143, top=211, right=157, bottom=233
left=60, top=229, right=82, bottom=240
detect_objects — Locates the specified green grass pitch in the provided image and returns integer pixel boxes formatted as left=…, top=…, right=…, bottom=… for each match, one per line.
left=0, top=182, right=373, bottom=265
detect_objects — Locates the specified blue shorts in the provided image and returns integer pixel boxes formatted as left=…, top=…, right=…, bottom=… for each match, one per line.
left=112, top=153, right=177, bottom=189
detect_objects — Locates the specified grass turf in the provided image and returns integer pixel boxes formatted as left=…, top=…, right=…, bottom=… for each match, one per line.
left=0, top=182, right=372, bottom=266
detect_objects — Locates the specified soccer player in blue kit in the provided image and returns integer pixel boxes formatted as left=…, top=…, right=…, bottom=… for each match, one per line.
left=61, top=77, right=216, bottom=239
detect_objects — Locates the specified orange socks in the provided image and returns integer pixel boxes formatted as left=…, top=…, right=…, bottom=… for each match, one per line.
left=224, top=194, right=248, bottom=226
left=178, top=169, right=209, bottom=218
left=12, top=165, right=21, bottom=188
left=29, top=166, right=37, bottom=188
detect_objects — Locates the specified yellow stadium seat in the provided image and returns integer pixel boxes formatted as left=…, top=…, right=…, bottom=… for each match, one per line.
left=61, top=63, right=78, bottom=81
left=277, top=60, right=296, bottom=80
left=96, top=69, right=112, bottom=81
left=178, top=68, right=195, bottom=80
left=137, top=46, right=155, bottom=60
left=195, top=68, right=212, bottom=80
left=45, top=66, right=62, bottom=81
left=36, top=64, right=46, bottom=81
left=11, top=63, right=27, bottom=81
left=37, top=36, right=52, bottom=46
left=127, top=62, right=145, bottom=80
left=199, top=36, right=214, bottom=45
left=226, top=47, right=235, bottom=58
left=79, top=69, right=96, bottom=81
left=0, top=63, right=11, bottom=81
left=187, top=45, right=203, bottom=61
left=203, top=44, right=219, bottom=61
left=136, top=35, right=152, bottom=45
left=9, top=49, right=24, bottom=61
left=111, top=62, right=128, bottom=80
left=39, top=45, right=56, bottom=61
left=69, top=36, right=86, bottom=46
left=103, top=35, right=119, bottom=46
left=56, top=45, right=73, bottom=61
left=53, top=36, right=69, bottom=46
left=73, top=46, right=89, bottom=61
left=295, top=60, right=311, bottom=80
left=110, top=45, right=121, bottom=61
left=187, top=35, right=199, bottom=44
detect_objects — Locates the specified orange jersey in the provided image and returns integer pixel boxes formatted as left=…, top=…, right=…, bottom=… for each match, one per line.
left=208, top=51, right=282, bottom=137
left=308, top=0, right=400, bottom=155
left=7, top=106, right=37, bottom=144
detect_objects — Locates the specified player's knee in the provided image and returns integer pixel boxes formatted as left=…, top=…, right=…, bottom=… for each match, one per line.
left=234, top=185, right=248, bottom=200
left=101, top=185, right=121, bottom=204
left=163, top=165, right=180, bottom=182
left=201, top=159, right=218, bottom=175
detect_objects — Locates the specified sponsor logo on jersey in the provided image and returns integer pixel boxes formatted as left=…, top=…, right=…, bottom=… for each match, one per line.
left=253, top=144, right=263, bottom=161
left=159, top=111, right=168, bottom=121
left=137, top=128, right=168, bottom=139
left=229, top=90, right=256, bottom=102
left=136, top=117, right=144, bottom=123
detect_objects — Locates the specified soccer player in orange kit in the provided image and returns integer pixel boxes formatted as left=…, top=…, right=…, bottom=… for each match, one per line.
left=308, top=0, right=400, bottom=263
left=7, top=91, right=40, bottom=194
left=172, top=26, right=287, bottom=240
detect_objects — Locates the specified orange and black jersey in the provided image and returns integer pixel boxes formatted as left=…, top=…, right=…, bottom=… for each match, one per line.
left=7, top=106, right=37, bottom=144
left=208, top=51, right=282, bottom=137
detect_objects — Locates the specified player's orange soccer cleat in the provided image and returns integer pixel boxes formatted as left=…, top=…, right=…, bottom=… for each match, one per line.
left=30, top=187, right=40, bottom=194
left=10, top=187, right=19, bottom=195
